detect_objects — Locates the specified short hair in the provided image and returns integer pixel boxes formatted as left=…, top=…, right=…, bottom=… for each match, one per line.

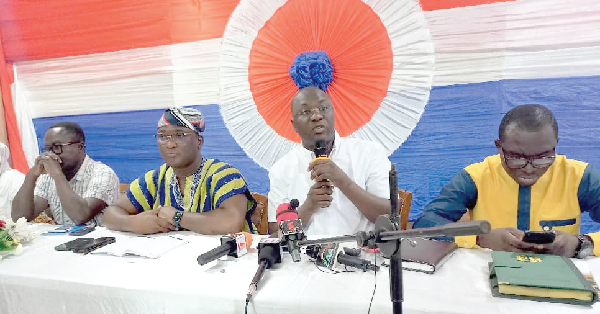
left=498, top=104, right=558, bottom=141
left=48, top=122, right=85, bottom=143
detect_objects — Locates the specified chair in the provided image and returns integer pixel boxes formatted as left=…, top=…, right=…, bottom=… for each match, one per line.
left=251, top=192, right=269, bottom=235
left=119, top=183, right=129, bottom=195
left=398, top=188, right=413, bottom=230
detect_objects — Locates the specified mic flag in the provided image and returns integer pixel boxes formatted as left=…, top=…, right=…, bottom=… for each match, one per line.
left=276, top=201, right=305, bottom=262
left=275, top=200, right=299, bottom=222
left=247, top=237, right=282, bottom=303
left=197, top=231, right=253, bottom=266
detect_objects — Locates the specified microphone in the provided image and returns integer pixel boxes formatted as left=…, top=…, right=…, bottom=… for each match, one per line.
left=305, top=243, right=339, bottom=269
left=306, top=243, right=379, bottom=272
left=389, top=163, right=399, bottom=227
left=337, top=252, right=380, bottom=272
left=246, top=237, right=281, bottom=303
left=276, top=200, right=305, bottom=262
left=197, top=231, right=253, bottom=266
left=378, top=220, right=492, bottom=242
left=314, top=140, right=329, bottom=159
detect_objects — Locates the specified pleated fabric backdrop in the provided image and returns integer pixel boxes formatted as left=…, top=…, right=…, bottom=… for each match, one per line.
left=1, top=0, right=599, bottom=232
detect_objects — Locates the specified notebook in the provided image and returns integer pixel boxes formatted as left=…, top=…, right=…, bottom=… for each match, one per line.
left=489, top=251, right=598, bottom=305
left=90, top=235, right=188, bottom=259
left=400, top=238, right=458, bottom=274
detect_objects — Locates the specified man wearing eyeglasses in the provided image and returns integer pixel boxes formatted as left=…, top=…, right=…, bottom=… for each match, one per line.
left=102, top=107, right=257, bottom=235
left=268, top=86, right=391, bottom=236
left=413, top=104, right=600, bottom=258
left=12, top=122, right=119, bottom=225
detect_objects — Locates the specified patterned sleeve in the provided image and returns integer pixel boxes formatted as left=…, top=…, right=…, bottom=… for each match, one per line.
left=127, top=167, right=161, bottom=213
left=208, top=163, right=251, bottom=210
left=33, top=174, right=51, bottom=200
left=81, top=163, right=120, bottom=206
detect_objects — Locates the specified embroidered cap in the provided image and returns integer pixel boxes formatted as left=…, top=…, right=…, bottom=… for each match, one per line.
left=158, top=107, right=205, bottom=133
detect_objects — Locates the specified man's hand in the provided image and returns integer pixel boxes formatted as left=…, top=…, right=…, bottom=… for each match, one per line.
left=39, top=152, right=63, bottom=179
left=304, top=181, right=334, bottom=211
left=156, top=206, right=178, bottom=228
left=308, top=158, right=349, bottom=187
left=31, top=152, right=55, bottom=177
left=477, top=227, right=537, bottom=252
left=130, top=208, right=176, bottom=234
left=529, top=231, right=580, bottom=257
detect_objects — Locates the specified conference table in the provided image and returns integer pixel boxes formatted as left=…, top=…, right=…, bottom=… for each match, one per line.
left=0, top=225, right=598, bottom=314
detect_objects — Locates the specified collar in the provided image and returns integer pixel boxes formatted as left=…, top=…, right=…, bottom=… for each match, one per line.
left=71, top=155, right=91, bottom=182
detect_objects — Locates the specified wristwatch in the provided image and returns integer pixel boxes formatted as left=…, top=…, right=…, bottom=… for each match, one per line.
left=574, top=234, right=594, bottom=259
left=173, top=211, right=184, bottom=230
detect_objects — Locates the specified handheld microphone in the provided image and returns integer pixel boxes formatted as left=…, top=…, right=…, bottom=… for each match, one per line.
left=275, top=200, right=305, bottom=262
left=197, top=231, right=253, bottom=266
left=314, top=140, right=329, bottom=159
left=246, top=237, right=281, bottom=303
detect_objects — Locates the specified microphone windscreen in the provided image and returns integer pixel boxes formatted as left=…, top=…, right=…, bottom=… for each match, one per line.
left=275, top=202, right=299, bottom=224
left=314, top=140, right=328, bottom=158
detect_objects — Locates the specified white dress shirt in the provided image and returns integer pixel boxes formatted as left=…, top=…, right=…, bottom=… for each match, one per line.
left=268, top=133, right=391, bottom=236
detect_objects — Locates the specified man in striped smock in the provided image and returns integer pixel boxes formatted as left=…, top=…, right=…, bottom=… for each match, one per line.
left=103, top=107, right=256, bottom=235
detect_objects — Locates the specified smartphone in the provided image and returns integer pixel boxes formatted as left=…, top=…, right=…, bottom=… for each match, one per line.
left=523, top=231, right=556, bottom=244
left=43, top=224, right=76, bottom=235
left=55, top=238, right=94, bottom=251
left=72, top=237, right=116, bottom=254
left=68, top=225, right=96, bottom=236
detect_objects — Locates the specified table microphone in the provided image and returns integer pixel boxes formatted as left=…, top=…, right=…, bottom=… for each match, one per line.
left=246, top=237, right=281, bottom=304
left=337, top=252, right=380, bottom=272
left=306, top=243, right=379, bottom=272
left=197, top=231, right=253, bottom=266
left=276, top=200, right=305, bottom=262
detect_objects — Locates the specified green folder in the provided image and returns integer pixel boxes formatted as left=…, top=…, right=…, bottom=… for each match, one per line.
left=489, top=251, right=598, bottom=305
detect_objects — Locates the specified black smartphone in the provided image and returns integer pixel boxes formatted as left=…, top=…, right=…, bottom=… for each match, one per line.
left=55, top=238, right=94, bottom=251
left=72, top=237, right=116, bottom=254
left=523, top=231, right=556, bottom=244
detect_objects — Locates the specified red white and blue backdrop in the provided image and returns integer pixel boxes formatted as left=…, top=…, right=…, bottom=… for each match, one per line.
left=1, top=0, right=599, bottom=232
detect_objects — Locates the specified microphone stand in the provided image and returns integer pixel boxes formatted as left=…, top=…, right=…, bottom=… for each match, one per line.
left=387, top=164, right=402, bottom=313
left=297, top=219, right=491, bottom=314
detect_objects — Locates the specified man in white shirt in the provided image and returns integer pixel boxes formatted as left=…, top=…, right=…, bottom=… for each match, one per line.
left=268, top=86, right=391, bottom=236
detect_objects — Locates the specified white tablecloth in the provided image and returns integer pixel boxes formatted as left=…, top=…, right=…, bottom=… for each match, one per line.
left=0, top=225, right=598, bottom=314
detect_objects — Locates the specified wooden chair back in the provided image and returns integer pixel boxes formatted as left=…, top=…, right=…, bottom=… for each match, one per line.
left=251, top=192, right=269, bottom=235
left=398, top=188, right=413, bottom=230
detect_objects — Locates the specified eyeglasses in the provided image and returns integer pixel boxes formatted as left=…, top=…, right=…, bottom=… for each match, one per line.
left=155, top=132, right=195, bottom=144
left=296, top=105, right=332, bottom=119
left=43, top=142, right=81, bottom=154
left=500, top=146, right=556, bottom=169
